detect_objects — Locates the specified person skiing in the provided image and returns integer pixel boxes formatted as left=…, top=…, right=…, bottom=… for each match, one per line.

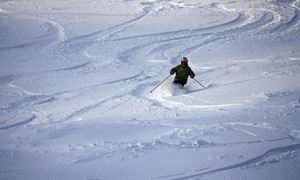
left=170, top=57, right=195, bottom=86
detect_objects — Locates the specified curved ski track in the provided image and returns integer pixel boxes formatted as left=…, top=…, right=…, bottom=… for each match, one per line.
left=0, top=13, right=65, bottom=51
left=170, top=143, right=300, bottom=180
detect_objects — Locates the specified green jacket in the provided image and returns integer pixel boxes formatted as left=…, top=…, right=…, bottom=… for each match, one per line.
left=170, top=64, right=195, bottom=85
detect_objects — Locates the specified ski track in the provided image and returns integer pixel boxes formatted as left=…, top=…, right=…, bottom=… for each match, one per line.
left=112, top=5, right=274, bottom=42
left=1, top=69, right=147, bottom=118
left=113, top=5, right=284, bottom=66
left=270, top=6, right=299, bottom=33
left=56, top=69, right=157, bottom=123
left=63, top=3, right=152, bottom=53
left=8, top=82, right=43, bottom=96
left=170, top=143, right=300, bottom=180
left=69, top=122, right=295, bottom=166
left=62, top=1, right=248, bottom=65
left=55, top=0, right=299, bottom=75
left=44, top=60, right=91, bottom=73
left=56, top=93, right=129, bottom=123
left=0, top=14, right=65, bottom=51
left=0, top=74, right=18, bottom=85
left=0, top=114, right=35, bottom=130
left=102, top=71, right=145, bottom=85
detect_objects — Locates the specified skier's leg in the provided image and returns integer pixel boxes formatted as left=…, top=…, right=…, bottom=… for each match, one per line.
left=173, top=80, right=184, bottom=87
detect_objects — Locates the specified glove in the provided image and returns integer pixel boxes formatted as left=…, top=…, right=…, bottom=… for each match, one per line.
left=170, top=70, right=175, bottom=75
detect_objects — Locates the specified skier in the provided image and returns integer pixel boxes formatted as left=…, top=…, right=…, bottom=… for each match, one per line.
left=170, top=57, right=195, bottom=87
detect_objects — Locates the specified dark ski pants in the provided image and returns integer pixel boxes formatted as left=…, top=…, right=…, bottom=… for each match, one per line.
left=173, top=80, right=186, bottom=87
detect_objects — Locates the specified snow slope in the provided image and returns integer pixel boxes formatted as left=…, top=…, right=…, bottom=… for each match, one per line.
left=0, top=0, right=300, bottom=179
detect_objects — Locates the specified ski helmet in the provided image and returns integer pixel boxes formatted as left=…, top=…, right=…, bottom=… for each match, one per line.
left=182, top=57, right=188, bottom=62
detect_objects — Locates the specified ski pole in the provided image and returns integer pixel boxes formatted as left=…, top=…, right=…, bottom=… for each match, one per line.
left=150, top=74, right=172, bottom=93
left=193, top=78, right=206, bottom=89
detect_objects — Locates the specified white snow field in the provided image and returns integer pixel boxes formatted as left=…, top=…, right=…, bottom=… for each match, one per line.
left=1, top=0, right=300, bottom=179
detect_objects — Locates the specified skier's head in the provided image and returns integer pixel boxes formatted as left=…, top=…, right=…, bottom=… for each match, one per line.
left=181, top=57, right=188, bottom=65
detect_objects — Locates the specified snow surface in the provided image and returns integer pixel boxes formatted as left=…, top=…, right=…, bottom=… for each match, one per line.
left=1, top=0, right=300, bottom=179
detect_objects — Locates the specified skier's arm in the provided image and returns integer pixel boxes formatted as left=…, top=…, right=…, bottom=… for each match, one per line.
left=189, top=68, right=195, bottom=78
left=170, top=66, right=178, bottom=75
